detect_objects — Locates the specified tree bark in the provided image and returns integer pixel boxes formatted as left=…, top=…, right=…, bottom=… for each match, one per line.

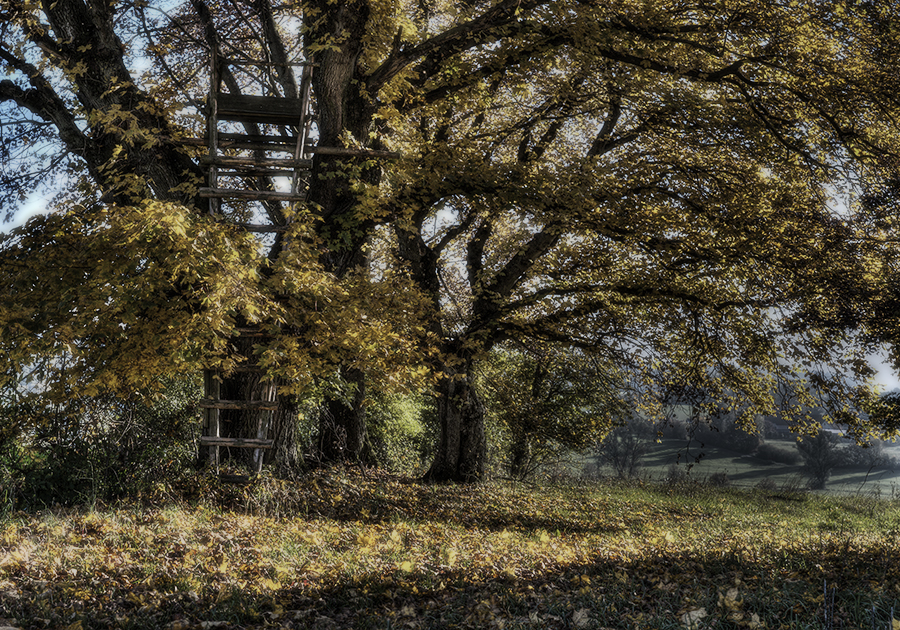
left=314, top=367, right=372, bottom=465
left=213, top=336, right=303, bottom=475
left=301, top=0, right=379, bottom=463
left=508, top=436, right=531, bottom=480
left=424, top=361, right=486, bottom=483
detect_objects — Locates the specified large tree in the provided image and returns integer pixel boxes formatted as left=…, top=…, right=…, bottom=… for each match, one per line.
left=1, top=0, right=899, bottom=479
left=388, top=0, right=900, bottom=479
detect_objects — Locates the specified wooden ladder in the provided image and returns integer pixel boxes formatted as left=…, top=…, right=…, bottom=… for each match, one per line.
left=199, top=329, right=277, bottom=482
left=198, top=50, right=315, bottom=212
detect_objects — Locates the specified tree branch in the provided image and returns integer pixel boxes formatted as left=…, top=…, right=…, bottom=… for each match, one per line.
left=366, top=0, right=551, bottom=94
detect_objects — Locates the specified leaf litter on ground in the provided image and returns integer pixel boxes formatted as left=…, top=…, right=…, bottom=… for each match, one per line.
left=2, top=469, right=900, bottom=628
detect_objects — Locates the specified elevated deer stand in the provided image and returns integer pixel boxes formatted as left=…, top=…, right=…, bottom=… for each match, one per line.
left=196, top=48, right=314, bottom=482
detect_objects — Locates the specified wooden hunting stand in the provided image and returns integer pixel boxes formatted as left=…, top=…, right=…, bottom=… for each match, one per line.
left=198, top=47, right=315, bottom=208
left=196, top=47, right=314, bottom=479
left=191, top=47, right=400, bottom=480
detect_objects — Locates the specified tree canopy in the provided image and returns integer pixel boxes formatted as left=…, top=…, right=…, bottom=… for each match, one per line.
left=1, top=0, right=900, bottom=480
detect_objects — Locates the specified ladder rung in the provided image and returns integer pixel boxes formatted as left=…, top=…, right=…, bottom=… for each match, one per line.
left=198, top=399, right=278, bottom=410
left=239, top=223, right=289, bottom=233
left=217, top=167, right=305, bottom=177
left=200, top=437, right=274, bottom=449
left=201, top=156, right=312, bottom=169
left=218, top=132, right=300, bottom=145
left=217, top=141, right=307, bottom=153
left=198, top=188, right=306, bottom=201
left=180, top=138, right=398, bottom=159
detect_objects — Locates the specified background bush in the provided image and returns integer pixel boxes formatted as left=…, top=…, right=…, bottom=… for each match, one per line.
left=596, top=416, right=654, bottom=479
left=755, top=442, right=802, bottom=465
left=841, top=440, right=897, bottom=469
left=1, top=376, right=200, bottom=508
left=367, top=392, right=432, bottom=474
left=797, top=431, right=843, bottom=490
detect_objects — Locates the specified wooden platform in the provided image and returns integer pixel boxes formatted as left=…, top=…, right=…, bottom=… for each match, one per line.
left=215, top=93, right=306, bottom=126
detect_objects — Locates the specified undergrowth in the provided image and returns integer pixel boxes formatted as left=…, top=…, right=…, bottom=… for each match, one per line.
left=2, top=471, right=900, bottom=629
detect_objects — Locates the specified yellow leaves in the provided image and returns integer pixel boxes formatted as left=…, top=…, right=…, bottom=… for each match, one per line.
left=680, top=607, right=707, bottom=629
left=656, top=530, right=676, bottom=545
left=443, top=547, right=458, bottom=567
left=259, top=577, right=281, bottom=591
left=356, top=531, right=377, bottom=548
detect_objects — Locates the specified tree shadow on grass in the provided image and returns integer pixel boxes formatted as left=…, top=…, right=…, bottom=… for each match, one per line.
left=204, top=472, right=718, bottom=536
left=5, top=532, right=900, bottom=629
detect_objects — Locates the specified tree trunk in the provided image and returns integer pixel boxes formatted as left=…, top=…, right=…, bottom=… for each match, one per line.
left=424, top=364, right=486, bottom=483
left=266, top=387, right=303, bottom=477
left=315, top=367, right=372, bottom=465
left=302, top=0, right=379, bottom=464
left=508, top=436, right=531, bottom=480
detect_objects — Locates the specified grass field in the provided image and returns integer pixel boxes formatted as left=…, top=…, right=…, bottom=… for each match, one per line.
left=592, top=438, right=900, bottom=498
left=3, top=469, right=900, bottom=629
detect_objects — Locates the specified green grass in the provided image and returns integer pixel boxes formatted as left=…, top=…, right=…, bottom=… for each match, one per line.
left=3, top=470, right=900, bottom=629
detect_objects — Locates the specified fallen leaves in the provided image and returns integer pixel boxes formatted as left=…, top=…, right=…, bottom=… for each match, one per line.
left=0, top=474, right=898, bottom=629
left=679, top=607, right=707, bottom=628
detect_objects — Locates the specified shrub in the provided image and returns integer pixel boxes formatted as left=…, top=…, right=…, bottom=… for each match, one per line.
left=756, top=442, right=802, bottom=466
left=478, top=345, right=631, bottom=480
left=367, top=392, right=431, bottom=474
left=597, top=417, right=653, bottom=479
left=841, top=441, right=897, bottom=469
left=707, top=471, right=730, bottom=487
left=664, top=463, right=691, bottom=486
left=3, top=376, right=201, bottom=507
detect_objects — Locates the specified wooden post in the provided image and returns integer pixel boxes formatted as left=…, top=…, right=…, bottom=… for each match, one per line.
left=208, top=47, right=220, bottom=215
left=203, top=369, right=220, bottom=467
left=292, top=62, right=314, bottom=197
left=253, top=380, right=276, bottom=473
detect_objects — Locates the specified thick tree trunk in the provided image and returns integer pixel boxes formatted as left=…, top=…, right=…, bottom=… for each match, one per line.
left=302, top=0, right=379, bottom=464
left=267, top=388, right=303, bottom=476
left=208, top=335, right=303, bottom=475
left=424, top=364, right=486, bottom=483
left=396, top=228, right=488, bottom=482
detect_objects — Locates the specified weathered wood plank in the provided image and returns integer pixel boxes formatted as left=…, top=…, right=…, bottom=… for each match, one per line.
left=200, top=156, right=312, bottom=169
left=198, top=188, right=306, bottom=202
left=216, top=94, right=305, bottom=125
left=197, top=399, right=278, bottom=410
left=181, top=136, right=400, bottom=159
left=200, top=437, right=274, bottom=449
